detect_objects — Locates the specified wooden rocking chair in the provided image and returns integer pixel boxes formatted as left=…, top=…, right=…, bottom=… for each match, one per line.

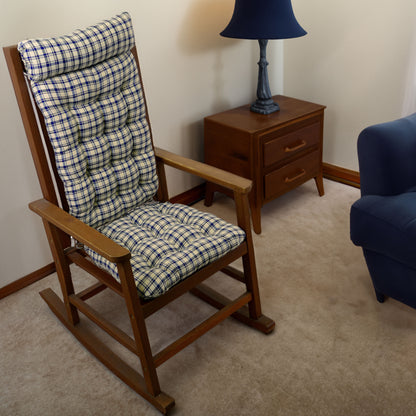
left=4, top=12, right=274, bottom=414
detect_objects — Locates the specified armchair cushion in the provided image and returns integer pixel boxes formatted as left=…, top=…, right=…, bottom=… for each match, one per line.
left=358, top=114, right=416, bottom=196
left=351, top=193, right=416, bottom=270
left=85, top=201, right=246, bottom=299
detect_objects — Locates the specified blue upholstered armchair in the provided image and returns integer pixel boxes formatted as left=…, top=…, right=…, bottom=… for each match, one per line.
left=351, top=113, right=416, bottom=308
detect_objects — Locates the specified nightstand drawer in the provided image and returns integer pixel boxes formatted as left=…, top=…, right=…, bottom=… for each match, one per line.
left=263, top=122, right=320, bottom=167
left=264, top=150, right=320, bottom=200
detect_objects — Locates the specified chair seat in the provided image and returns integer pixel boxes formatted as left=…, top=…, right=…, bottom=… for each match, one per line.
left=85, top=201, right=246, bottom=298
left=351, top=192, right=416, bottom=269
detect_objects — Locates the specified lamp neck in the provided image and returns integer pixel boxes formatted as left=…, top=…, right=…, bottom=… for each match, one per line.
left=256, top=39, right=271, bottom=102
left=250, top=39, right=280, bottom=114
left=259, top=39, right=268, bottom=60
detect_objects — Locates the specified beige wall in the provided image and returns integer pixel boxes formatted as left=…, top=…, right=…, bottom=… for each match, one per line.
left=284, top=0, right=416, bottom=171
left=0, top=1, right=284, bottom=286
left=3, top=0, right=414, bottom=287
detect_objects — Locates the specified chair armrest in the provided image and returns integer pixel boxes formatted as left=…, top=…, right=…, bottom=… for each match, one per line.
left=29, top=199, right=130, bottom=263
left=154, top=147, right=252, bottom=195
left=358, top=114, right=416, bottom=196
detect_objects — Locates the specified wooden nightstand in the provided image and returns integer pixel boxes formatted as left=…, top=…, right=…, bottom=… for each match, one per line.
left=204, top=95, right=326, bottom=234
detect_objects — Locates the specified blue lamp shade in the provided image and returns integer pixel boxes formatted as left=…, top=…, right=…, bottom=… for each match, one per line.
left=221, top=0, right=306, bottom=40
left=221, top=0, right=307, bottom=114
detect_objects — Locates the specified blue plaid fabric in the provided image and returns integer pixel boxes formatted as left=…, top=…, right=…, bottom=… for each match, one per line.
left=18, top=12, right=134, bottom=82
left=18, top=12, right=246, bottom=298
left=19, top=13, right=157, bottom=229
left=85, top=201, right=245, bottom=298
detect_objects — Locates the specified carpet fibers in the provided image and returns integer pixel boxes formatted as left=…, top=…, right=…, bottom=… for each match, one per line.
left=2, top=179, right=416, bottom=416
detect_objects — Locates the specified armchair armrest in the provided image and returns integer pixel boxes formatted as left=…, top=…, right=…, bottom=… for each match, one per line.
left=29, top=199, right=130, bottom=263
left=358, top=113, right=416, bottom=196
left=154, top=147, right=252, bottom=195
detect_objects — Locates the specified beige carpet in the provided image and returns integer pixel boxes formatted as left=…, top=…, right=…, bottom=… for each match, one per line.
left=2, top=179, right=416, bottom=416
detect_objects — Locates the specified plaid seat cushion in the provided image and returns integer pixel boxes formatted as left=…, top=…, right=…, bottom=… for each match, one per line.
left=85, top=201, right=246, bottom=299
left=18, top=12, right=247, bottom=298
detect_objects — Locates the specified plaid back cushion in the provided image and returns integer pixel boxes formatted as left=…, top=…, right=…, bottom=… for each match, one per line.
left=18, top=12, right=158, bottom=229
left=18, top=12, right=134, bottom=82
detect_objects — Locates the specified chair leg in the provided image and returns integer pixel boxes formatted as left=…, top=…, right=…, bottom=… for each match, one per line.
left=240, top=251, right=275, bottom=334
left=233, top=191, right=275, bottom=333
left=234, top=191, right=265, bottom=319
left=116, top=260, right=162, bottom=397
left=242, top=252, right=262, bottom=319
left=42, top=220, right=79, bottom=325
left=375, top=289, right=385, bottom=303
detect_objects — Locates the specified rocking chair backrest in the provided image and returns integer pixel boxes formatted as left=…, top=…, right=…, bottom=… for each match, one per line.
left=16, top=12, right=158, bottom=229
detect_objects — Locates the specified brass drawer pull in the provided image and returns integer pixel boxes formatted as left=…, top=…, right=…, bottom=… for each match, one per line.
left=285, top=140, right=306, bottom=153
left=285, top=169, right=306, bottom=183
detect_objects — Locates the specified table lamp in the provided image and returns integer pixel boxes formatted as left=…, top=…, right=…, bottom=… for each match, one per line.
left=221, top=0, right=307, bottom=114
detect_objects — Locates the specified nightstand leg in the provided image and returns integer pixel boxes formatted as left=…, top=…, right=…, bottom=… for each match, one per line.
left=204, top=182, right=214, bottom=206
left=315, top=174, right=325, bottom=196
left=251, top=204, right=262, bottom=234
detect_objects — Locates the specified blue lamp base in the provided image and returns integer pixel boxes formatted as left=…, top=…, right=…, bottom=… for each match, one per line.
left=251, top=39, right=280, bottom=115
left=251, top=98, right=280, bottom=114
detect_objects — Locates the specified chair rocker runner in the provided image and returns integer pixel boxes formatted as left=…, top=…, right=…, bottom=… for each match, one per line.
left=4, top=12, right=274, bottom=414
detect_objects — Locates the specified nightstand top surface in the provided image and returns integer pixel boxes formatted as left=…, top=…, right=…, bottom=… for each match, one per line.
left=205, top=95, right=326, bottom=133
